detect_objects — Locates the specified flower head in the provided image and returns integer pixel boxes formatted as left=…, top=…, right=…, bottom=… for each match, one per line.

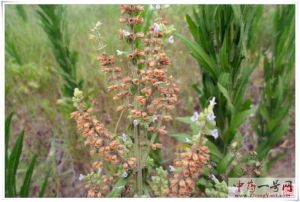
left=209, top=97, right=217, bottom=107
left=133, top=119, right=139, bottom=126
left=153, top=23, right=160, bottom=33
left=168, top=35, right=174, bottom=44
left=122, top=171, right=128, bottom=178
left=207, top=112, right=216, bottom=121
left=191, top=111, right=199, bottom=122
left=210, top=129, right=219, bottom=139
left=122, top=133, right=128, bottom=142
left=116, top=49, right=123, bottom=56
left=79, top=173, right=85, bottom=181
left=123, top=30, right=131, bottom=37
left=169, top=165, right=175, bottom=172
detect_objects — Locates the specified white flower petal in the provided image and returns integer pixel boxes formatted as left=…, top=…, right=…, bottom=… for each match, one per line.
left=168, top=35, right=174, bottom=44
left=210, top=129, right=219, bottom=139
left=209, top=97, right=217, bottom=106
left=133, top=119, right=139, bottom=126
left=191, top=111, right=199, bottom=122
left=78, top=174, right=85, bottom=181
left=207, top=112, right=216, bottom=121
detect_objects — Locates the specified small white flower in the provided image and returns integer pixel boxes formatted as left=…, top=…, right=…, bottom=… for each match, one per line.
left=210, top=129, right=219, bottom=139
left=123, top=30, right=131, bottom=37
left=191, top=111, right=199, bottom=122
left=122, top=133, right=128, bottom=142
left=209, top=97, right=217, bottom=107
left=78, top=174, right=85, bottom=181
left=153, top=23, right=160, bottom=33
left=155, top=4, right=161, bottom=9
left=210, top=174, right=218, bottom=183
left=151, top=176, right=156, bottom=181
left=169, top=165, right=175, bottom=172
left=122, top=171, right=128, bottom=178
left=133, top=119, right=139, bottom=126
left=116, top=49, right=123, bottom=56
left=152, top=115, right=158, bottom=123
left=185, top=137, right=191, bottom=143
left=95, top=21, right=102, bottom=27
left=207, top=112, right=216, bottom=121
left=168, top=35, right=174, bottom=44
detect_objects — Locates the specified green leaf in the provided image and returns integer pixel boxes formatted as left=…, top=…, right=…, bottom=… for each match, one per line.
left=39, top=169, right=51, bottom=197
left=217, top=82, right=234, bottom=112
left=175, top=33, right=217, bottom=79
left=217, top=152, right=234, bottom=174
left=20, top=155, right=37, bottom=197
left=185, top=14, right=198, bottom=41
left=230, top=108, right=254, bottom=130
left=5, top=112, right=13, bottom=196
left=205, top=140, right=223, bottom=161
left=7, top=130, right=24, bottom=197
left=175, top=116, right=193, bottom=125
left=169, top=133, right=192, bottom=143
left=107, top=177, right=128, bottom=197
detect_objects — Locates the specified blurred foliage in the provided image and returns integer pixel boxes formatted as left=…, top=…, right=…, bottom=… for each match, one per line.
left=37, top=5, right=83, bottom=99
left=254, top=5, right=295, bottom=163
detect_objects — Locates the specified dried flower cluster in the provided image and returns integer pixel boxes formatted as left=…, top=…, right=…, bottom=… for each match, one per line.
left=71, top=89, right=137, bottom=197
left=71, top=4, right=212, bottom=198
left=168, top=145, right=209, bottom=197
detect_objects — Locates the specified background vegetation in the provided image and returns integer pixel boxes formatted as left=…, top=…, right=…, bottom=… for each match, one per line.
left=5, top=4, right=295, bottom=197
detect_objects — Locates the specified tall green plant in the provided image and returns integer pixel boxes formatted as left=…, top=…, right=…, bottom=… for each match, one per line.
left=37, top=5, right=82, bottom=99
left=176, top=5, right=262, bottom=177
left=254, top=5, right=295, bottom=164
left=5, top=113, right=50, bottom=197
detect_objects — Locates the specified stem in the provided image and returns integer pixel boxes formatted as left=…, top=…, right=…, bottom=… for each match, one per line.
left=133, top=124, right=143, bottom=196
left=114, top=109, right=125, bottom=135
left=137, top=126, right=143, bottom=196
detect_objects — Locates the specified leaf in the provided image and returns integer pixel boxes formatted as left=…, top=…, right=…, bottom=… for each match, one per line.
left=175, top=33, right=217, bottom=79
left=217, top=82, right=234, bottom=112
left=185, top=14, right=198, bottom=41
left=217, top=152, right=234, bottom=174
left=107, top=177, right=128, bottom=197
left=39, top=169, right=51, bottom=197
left=5, top=112, right=13, bottom=196
left=20, top=155, right=37, bottom=197
left=7, top=130, right=24, bottom=197
left=175, top=116, right=193, bottom=125
left=5, top=113, right=13, bottom=166
left=169, top=133, right=192, bottom=143
left=230, top=108, right=254, bottom=130
left=205, top=140, right=223, bottom=161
